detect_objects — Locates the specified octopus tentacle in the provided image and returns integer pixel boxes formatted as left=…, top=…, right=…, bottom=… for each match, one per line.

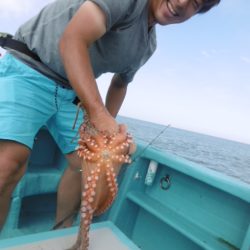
left=67, top=115, right=135, bottom=250
left=94, top=166, right=118, bottom=216
left=80, top=141, right=99, bottom=153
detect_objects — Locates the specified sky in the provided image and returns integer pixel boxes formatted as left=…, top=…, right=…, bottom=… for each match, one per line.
left=0, top=0, right=250, bottom=144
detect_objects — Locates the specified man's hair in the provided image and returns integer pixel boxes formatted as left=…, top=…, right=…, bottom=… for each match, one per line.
left=198, top=0, right=221, bottom=14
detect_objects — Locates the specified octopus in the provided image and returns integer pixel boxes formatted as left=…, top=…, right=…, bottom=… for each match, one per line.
left=68, top=116, right=135, bottom=250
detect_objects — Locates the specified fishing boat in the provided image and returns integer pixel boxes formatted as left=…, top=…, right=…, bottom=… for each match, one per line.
left=0, top=127, right=249, bottom=250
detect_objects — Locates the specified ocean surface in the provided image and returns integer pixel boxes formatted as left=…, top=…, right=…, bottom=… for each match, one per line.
left=117, top=116, right=250, bottom=185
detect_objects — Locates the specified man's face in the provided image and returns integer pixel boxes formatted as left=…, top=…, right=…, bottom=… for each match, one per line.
left=149, top=0, right=204, bottom=26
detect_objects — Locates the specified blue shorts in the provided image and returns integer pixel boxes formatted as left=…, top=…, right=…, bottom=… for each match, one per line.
left=0, top=53, right=83, bottom=154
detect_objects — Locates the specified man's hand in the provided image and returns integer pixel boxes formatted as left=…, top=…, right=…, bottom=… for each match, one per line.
left=87, top=112, right=136, bottom=157
left=87, top=109, right=119, bottom=135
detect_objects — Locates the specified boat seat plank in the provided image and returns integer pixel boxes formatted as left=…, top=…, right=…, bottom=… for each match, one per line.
left=126, top=191, right=239, bottom=250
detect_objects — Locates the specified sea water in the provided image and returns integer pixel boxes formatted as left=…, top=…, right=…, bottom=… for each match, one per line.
left=118, top=116, right=250, bottom=185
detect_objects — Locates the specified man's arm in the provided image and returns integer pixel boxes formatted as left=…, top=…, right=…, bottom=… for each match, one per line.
left=59, top=1, right=118, bottom=133
left=105, top=74, right=128, bottom=117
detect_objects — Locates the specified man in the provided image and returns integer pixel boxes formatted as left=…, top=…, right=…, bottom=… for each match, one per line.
left=0, top=0, right=220, bottom=230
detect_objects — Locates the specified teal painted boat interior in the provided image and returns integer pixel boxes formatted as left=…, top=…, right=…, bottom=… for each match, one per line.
left=0, top=128, right=249, bottom=250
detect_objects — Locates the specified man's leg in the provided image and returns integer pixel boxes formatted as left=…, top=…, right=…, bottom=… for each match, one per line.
left=55, top=151, right=81, bottom=228
left=0, top=140, right=30, bottom=230
left=0, top=54, right=65, bottom=230
left=45, top=83, right=84, bottom=229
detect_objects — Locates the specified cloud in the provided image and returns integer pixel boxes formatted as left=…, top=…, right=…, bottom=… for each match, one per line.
left=0, top=0, right=52, bottom=33
left=0, top=0, right=34, bottom=17
left=0, top=0, right=52, bottom=18
left=241, top=56, right=250, bottom=64
left=201, top=49, right=219, bottom=58
left=201, top=50, right=212, bottom=58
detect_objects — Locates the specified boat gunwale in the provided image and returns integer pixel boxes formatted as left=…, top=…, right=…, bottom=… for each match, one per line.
left=134, top=140, right=250, bottom=203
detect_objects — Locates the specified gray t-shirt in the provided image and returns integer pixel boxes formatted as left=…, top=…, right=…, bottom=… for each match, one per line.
left=12, top=0, right=156, bottom=88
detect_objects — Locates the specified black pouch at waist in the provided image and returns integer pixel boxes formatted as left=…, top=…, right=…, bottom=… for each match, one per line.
left=0, top=33, right=41, bottom=62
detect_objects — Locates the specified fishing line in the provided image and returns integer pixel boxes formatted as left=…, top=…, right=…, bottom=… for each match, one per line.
left=131, top=124, right=171, bottom=163
left=51, top=124, right=171, bottom=230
